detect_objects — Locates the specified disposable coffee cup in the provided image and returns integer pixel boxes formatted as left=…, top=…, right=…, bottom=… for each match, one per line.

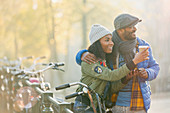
left=138, top=46, right=148, bottom=52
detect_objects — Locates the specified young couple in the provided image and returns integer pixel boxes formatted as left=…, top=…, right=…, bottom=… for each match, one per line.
left=74, top=14, right=160, bottom=113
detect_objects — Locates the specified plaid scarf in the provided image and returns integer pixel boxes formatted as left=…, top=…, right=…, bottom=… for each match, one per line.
left=130, top=75, right=144, bottom=111
left=130, top=42, right=144, bottom=111
left=110, top=36, right=145, bottom=111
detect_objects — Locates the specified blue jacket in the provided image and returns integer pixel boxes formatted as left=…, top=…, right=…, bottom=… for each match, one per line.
left=136, top=37, right=160, bottom=112
left=75, top=37, right=160, bottom=112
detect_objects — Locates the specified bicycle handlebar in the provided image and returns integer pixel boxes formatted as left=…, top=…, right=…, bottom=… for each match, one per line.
left=42, top=62, right=65, bottom=72
left=43, top=62, right=65, bottom=67
left=33, top=56, right=46, bottom=65
left=20, top=56, right=33, bottom=61
left=23, top=63, right=55, bottom=75
left=65, top=92, right=84, bottom=99
left=55, top=82, right=92, bottom=92
left=55, top=83, right=70, bottom=90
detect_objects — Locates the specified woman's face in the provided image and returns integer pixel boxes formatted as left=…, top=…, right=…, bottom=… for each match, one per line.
left=100, top=34, right=114, bottom=53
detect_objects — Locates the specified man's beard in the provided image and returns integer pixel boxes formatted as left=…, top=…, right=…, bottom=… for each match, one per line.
left=124, top=31, right=136, bottom=40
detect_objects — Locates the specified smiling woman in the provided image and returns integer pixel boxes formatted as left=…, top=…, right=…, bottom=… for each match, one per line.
left=100, top=34, right=114, bottom=53
left=87, top=24, right=113, bottom=60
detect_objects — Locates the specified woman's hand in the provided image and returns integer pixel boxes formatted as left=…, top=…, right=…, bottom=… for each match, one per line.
left=122, top=69, right=138, bottom=84
left=126, top=70, right=137, bottom=81
left=133, top=47, right=149, bottom=65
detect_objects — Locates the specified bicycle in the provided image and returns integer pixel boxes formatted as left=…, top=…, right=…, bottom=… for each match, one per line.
left=13, top=62, right=65, bottom=113
left=0, top=56, right=33, bottom=113
left=55, top=82, right=104, bottom=113
left=1, top=57, right=73, bottom=113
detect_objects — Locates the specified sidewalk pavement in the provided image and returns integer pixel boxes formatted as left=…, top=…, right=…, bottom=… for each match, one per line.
left=149, top=92, right=170, bottom=113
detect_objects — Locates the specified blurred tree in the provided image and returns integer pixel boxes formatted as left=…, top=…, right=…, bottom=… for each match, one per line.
left=0, top=0, right=140, bottom=87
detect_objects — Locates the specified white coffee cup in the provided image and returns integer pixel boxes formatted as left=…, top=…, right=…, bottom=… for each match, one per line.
left=138, top=46, right=148, bottom=52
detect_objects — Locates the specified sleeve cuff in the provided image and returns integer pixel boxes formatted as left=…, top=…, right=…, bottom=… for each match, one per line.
left=75, top=49, right=88, bottom=65
left=121, top=76, right=130, bottom=84
left=126, top=60, right=136, bottom=70
left=144, top=68, right=150, bottom=81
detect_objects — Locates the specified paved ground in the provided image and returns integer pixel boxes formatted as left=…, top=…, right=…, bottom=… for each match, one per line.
left=149, top=92, right=170, bottom=113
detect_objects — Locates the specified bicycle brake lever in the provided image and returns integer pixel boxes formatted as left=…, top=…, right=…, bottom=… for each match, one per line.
left=52, top=67, right=65, bottom=72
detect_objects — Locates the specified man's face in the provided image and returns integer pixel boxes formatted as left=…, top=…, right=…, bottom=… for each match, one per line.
left=123, top=26, right=137, bottom=40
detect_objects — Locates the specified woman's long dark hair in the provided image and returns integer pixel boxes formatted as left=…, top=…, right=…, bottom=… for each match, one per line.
left=88, top=40, right=106, bottom=60
left=88, top=40, right=114, bottom=69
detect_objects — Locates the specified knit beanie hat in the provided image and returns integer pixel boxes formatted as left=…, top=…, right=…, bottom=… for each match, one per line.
left=89, top=24, right=112, bottom=45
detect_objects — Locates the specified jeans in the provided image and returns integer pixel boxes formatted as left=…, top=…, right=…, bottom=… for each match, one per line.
left=112, top=105, right=146, bottom=113
left=73, top=100, right=94, bottom=113
left=73, top=95, right=104, bottom=113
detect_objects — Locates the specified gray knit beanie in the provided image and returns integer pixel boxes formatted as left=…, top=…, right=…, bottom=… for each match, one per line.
left=89, top=24, right=112, bottom=45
